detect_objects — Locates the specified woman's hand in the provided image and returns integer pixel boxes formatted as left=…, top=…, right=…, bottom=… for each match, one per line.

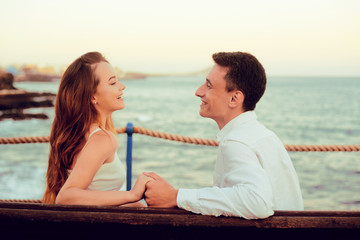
left=130, top=173, right=153, bottom=201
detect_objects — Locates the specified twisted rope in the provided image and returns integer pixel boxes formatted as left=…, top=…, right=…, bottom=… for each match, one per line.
left=0, top=136, right=49, bottom=144
left=0, top=199, right=42, bottom=203
left=116, top=127, right=126, bottom=134
left=0, top=126, right=359, bottom=152
left=133, top=126, right=219, bottom=146
left=284, top=144, right=360, bottom=152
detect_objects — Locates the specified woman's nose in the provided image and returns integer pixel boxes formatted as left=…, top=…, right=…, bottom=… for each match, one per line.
left=119, top=81, right=126, bottom=90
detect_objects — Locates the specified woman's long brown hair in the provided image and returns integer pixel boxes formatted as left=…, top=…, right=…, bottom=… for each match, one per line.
left=42, top=52, right=115, bottom=203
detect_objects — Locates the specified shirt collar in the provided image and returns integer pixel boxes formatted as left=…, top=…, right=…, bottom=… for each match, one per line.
left=216, top=111, right=257, bottom=141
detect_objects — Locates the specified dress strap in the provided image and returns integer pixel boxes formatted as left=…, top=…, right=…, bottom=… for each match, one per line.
left=89, top=128, right=102, bottom=138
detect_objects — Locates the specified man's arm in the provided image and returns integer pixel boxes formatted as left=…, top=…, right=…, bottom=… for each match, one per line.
left=144, top=141, right=274, bottom=219
left=175, top=140, right=274, bottom=219
left=143, top=172, right=179, bottom=208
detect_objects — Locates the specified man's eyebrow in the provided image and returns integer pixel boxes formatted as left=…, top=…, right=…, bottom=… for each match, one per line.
left=108, top=76, right=116, bottom=81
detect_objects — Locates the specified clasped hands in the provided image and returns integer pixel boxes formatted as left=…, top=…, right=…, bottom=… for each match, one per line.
left=133, top=172, right=178, bottom=208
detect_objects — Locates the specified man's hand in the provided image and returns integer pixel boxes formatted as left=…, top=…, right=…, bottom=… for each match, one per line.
left=130, top=174, right=153, bottom=201
left=143, top=172, right=179, bottom=208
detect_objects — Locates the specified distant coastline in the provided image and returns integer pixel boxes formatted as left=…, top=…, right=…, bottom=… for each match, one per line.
left=1, top=64, right=212, bottom=83
left=144, top=67, right=211, bottom=77
left=13, top=71, right=148, bottom=82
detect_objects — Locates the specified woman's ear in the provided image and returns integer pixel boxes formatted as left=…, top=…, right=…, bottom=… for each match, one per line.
left=92, top=96, right=97, bottom=105
left=229, top=90, right=244, bottom=108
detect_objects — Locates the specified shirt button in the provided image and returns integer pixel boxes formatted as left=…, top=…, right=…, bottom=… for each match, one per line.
left=186, top=206, right=191, bottom=210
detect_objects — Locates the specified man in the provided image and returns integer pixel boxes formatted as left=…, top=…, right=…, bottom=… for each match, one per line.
left=144, top=52, right=303, bottom=219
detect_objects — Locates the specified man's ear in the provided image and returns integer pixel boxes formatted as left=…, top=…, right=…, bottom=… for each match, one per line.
left=229, top=90, right=244, bottom=108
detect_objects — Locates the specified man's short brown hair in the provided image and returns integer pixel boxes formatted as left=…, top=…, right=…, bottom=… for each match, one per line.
left=212, top=52, right=266, bottom=111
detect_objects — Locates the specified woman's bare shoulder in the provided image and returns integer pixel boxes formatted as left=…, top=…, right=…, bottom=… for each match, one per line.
left=89, top=129, right=118, bottom=151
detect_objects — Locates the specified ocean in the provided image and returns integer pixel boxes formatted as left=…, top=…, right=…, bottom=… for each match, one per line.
left=0, top=75, right=359, bottom=210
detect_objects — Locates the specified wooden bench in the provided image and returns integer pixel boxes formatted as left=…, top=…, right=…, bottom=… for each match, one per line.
left=0, top=202, right=359, bottom=239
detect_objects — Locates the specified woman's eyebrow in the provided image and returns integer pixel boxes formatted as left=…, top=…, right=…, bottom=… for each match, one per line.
left=108, top=76, right=116, bottom=81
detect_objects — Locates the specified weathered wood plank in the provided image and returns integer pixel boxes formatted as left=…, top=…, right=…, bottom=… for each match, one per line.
left=0, top=202, right=359, bottom=240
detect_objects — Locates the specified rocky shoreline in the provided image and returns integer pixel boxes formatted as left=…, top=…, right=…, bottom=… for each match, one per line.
left=0, top=89, right=55, bottom=110
left=0, top=71, right=56, bottom=121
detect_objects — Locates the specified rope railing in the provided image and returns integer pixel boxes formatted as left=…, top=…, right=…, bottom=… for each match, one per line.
left=0, top=125, right=359, bottom=152
left=0, top=124, right=359, bottom=203
left=0, top=199, right=41, bottom=203
left=132, top=126, right=220, bottom=147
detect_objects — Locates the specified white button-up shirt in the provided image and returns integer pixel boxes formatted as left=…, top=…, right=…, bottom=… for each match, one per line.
left=177, top=111, right=303, bottom=219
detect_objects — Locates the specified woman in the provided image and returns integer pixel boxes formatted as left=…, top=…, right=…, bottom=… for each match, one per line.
left=42, top=52, right=151, bottom=206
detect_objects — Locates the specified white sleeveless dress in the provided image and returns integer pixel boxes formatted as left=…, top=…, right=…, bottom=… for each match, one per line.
left=69, top=128, right=126, bottom=191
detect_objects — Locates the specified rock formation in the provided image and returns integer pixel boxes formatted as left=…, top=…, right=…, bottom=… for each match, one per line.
left=0, top=71, right=56, bottom=121
left=0, top=70, right=17, bottom=90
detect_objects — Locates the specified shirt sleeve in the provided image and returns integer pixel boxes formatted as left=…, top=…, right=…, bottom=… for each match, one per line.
left=177, top=140, right=274, bottom=219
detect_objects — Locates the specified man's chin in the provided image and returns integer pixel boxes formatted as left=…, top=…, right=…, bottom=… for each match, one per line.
left=199, top=111, right=208, bottom=118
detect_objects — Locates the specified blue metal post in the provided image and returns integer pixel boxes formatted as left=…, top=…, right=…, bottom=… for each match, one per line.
left=125, top=122, right=134, bottom=191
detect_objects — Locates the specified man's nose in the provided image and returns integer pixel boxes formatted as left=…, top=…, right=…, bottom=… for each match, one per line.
left=195, top=84, right=205, bottom=97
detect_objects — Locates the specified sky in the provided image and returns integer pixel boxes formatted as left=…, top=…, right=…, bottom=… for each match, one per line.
left=1, top=0, right=360, bottom=76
